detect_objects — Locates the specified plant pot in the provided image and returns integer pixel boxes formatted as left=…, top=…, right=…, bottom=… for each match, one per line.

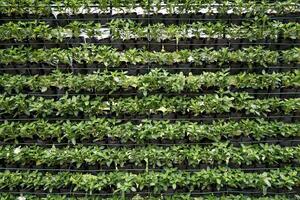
left=216, top=38, right=227, bottom=49
left=179, top=13, right=190, bottom=24
left=205, top=38, right=216, bottom=47
left=84, top=13, right=98, bottom=21
left=204, top=14, right=216, bottom=21
left=206, top=64, right=217, bottom=72
left=29, top=63, right=41, bottom=74
left=138, top=15, right=148, bottom=26
left=178, top=63, right=191, bottom=74
left=126, top=66, right=137, bottom=76
left=14, top=63, right=27, bottom=74
left=111, top=39, right=123, bottom=50
left=98, top=14, right=109, bottom=24
left=163, top=40, right=177, bottom=52
left=291, top=137, right=300, bottom=146
left=279, top=38, right=293, bottom=51
left=191, top=38, right=205, bottom=50
left=151, top=113, right=163, bottom=120
left=230, top=39, right=241, bottom=51
left=98, top=38, right=110, bottom=45
left=41, top=63, right=53, bottom=74
left=43, top=40, right=58, bottom=49
left=150, top=14, right=163, bottom=24
left=282, top=88, right=297, bottom=98
left=124, top=13, right=137, bottom=20
left=29, top=39, right=44, bottom=49
left=202, top=114, right=214, bottom=123
left=241, top=38, right=251, bottom=49
left=149, top=41, right=161, bottom=51
left=230, top=62, right=242, bottom=74
left=164, top=113, right=176, bottom=120
left=270, top=88, right=281, bottom=98
left=230, top=14, right=242, bottom=25
left=163, top=14, right=177, bottom=25
left=178, top=40, right=190, bottom=50
left=136, top=39, right=148, bottom=49
left=256, top=89, right=268, bottom=99
left=279, top=137, right=292, bottom=147
left=191, top=13, right=204, bottom=21
left=124, top=39, right=137, bottom=49
left=57, top=14, right=70, bottom=26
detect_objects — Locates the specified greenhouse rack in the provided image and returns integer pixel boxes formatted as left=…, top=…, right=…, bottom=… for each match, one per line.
left=0, top=0, right=300, bottom=198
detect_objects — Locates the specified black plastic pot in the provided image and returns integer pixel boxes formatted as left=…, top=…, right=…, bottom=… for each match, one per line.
left=135, top=38, right=148, bottom=49
left=178, top=13, right=190, bottom=24
left=124, top=39, right=137, bottom=49
left=291, top=137, right=300, bottom=146
left=190, top=37, right=205, bottom=50
left=127, top=65, right=138, bottom=75
left=150, top=14, right=163, bottom=24
left=151, top=113, right=163, bottom=120
left=204, top=14, right=216, bottom=21
left=282, top=88, right=297, bottom=98
left=216, top=38, right=227, bottom=49
left=230, top=62, right=242, bottom=74
left=124, top=13, right=137, bottom=21
left=191, top=13, right=204, bottom=21
left=149, top=41, right=162, bottom=51
left=57, top=14, right=70, bottom=26
left=230, top=14, right=243, bottom=25
left=205, top=38, right=216, bottom=48
left=230, top=39, right=241, bottom=50
left=15, top=63, right=27, bottom=74
left=29, top=63, right=41, bottom=74
left=138, top=15, right=148, bottom=26
left=83, top=13, right=98, bottom=21
left=178, top=40, right=190, bottom=50
left=111, top=39, right=124, bottom=50
left=43, top=40, right=58, bottom=49
left=177, top=63, right=191, bottom=74
left=163, top=40, right=177, bottom=52
left=41, top=63, right=53, bottom=74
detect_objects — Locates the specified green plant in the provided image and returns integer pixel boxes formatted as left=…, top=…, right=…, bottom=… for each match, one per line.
left=1, top=46, right=298, bottom=67
left=0, top=194, right=296, bottom=200
left=0, top=93, right=298, bottom=117
left=0, top=0, right=298, bottom=16
left=1, top=143, right=299, bottom=168
left=0, top=70, right=298, bottom=94
left=0, top=118, right=298, bottom=143
left=0, top=168, right=299, bottom=193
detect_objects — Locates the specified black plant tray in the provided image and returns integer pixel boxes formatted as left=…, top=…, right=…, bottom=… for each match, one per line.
left=0, top=161, right=299, bottom=173
left=1, top=12, right=299, bottom=25
left=0, top=111, right=299, bottom=123
left=1, top=38, right=298, bottom=50
left=1, top=134, right=300, bottom=148
left=3, top=87, right=299, bottom=100
left=0, top=186, right=299, bottom=197
left=0, top=62, right=298, bottom=76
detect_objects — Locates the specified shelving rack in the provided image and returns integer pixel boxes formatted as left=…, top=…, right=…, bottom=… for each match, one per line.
left=0, top=0, right=299, bottom=199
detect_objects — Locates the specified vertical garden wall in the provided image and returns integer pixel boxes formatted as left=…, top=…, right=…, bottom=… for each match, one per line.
left=0, top=0, right=299, bottom=199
